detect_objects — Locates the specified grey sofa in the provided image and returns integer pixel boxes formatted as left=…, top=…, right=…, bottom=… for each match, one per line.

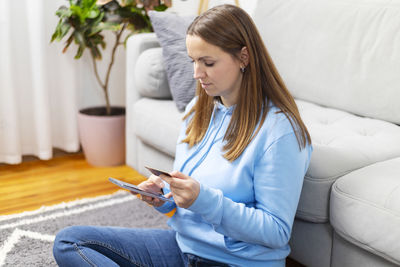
left=125, top=0, right=400, bottom=266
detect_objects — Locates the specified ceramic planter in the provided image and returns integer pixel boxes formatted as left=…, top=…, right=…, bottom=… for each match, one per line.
left=77, top=107, right=125, bottom=166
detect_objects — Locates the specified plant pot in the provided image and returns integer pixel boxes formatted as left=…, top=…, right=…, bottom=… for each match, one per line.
left=77, top=106, right=125, bottom=166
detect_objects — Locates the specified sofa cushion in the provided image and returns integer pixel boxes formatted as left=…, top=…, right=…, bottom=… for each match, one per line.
left=330, top=158, right=400, bottom=265
left=135, top=47, right=171, bottom=99
left=132, top=98, right=182, bottom=157
left=296, top=100, right=400, bottom=222
left=148, top=11, right=196, bottom=112
left=253, top=0, right=400, bottom=124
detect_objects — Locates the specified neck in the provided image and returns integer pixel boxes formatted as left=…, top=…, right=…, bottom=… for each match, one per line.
left=220, top=95, right=237, bottom=107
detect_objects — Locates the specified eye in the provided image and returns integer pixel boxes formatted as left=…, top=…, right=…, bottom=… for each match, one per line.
left=205, top=62, right=214, bottom=67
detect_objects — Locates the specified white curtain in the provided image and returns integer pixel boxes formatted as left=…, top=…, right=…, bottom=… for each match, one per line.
left=0, top=0, right=81, bottom=164
left=0, top=0, right=127, bottom=164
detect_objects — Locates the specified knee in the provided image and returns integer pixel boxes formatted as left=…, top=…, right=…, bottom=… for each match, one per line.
left=53, top=226, right=86, bottom=261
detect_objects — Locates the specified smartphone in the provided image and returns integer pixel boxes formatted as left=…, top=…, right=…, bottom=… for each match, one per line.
left=145, top=166, right=172, bottom=178
left=108, top=177, right=173, bottom=203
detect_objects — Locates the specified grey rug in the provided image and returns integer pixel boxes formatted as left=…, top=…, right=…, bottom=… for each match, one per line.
left=0, top=191, right=168, bottom=266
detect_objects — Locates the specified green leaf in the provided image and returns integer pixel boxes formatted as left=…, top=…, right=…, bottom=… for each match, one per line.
left=60, top=23, right=72, bottom=39
left=154, top=5, right=168, bottom=12
left=98, top=22, right=121, bottom=31
left=50, top=21, right=62, bottom=42
left=75, top=45, right=84, bottom=59
left=50, top=31, right=58, bottom=43
left=62, top=34, right=75, bottom=53
left=55, top=6, right=72, bottom=18
left=123, top=32, right=135, bottom=47
left=129, top=6, right=144, bottom=15
left=92, top=11, right=105, bottom=26
left=70, top=5, right=85, bottom=24
left=88, top=9, right=100, bottom=19
left=121, top=0, right=135, bottom=6
left=90, top=34, right=104, bottom=44
left=74, top=31, right=86, bottom=47
left=100, top=40, right=106, bottom=50
left=90, top=46, right=102, bottom=60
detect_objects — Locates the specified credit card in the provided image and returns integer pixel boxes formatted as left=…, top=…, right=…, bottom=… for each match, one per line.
left=145, top=166, right=172, bottom=177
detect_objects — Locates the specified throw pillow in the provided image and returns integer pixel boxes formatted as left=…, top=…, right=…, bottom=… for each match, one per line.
left=148, top=11, right=196, bottom=112
left=135, top=47, right=172, bottom=99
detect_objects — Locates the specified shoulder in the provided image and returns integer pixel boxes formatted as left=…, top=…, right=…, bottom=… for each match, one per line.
left=250, top=102, right=307, bottom=157
left=260, top=105, right=296, bottom=142
left=253, top=104, right=311, bottom=160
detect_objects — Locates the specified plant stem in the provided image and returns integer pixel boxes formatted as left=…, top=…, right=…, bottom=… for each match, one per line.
left=91, top=23, right=127, bottom=115
left=103, top=23, right=127, bottom=115
left=91, top=55, right=106, bottom=98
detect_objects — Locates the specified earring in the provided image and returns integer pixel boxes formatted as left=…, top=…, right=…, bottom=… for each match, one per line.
left=240, top=67, right=245, bottom=73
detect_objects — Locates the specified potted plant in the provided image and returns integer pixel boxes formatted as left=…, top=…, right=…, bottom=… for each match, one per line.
left=51, top=0, right=171, bottom=166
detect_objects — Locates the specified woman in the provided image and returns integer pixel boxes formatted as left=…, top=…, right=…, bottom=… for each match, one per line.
left=53, top=4, right=312, bottom=267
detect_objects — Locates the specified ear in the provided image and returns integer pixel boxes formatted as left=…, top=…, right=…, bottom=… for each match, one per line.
left=239, top=46, right=249, bottom=67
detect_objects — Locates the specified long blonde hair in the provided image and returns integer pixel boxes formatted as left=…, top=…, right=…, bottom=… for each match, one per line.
left=182, top=4, right=311, bottom=162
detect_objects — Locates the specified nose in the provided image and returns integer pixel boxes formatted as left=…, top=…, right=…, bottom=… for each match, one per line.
left=193, top=63, right=206, bottom=80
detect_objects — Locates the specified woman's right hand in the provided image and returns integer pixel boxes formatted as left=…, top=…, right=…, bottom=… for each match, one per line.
left=134, top=175, right=171, bottom=207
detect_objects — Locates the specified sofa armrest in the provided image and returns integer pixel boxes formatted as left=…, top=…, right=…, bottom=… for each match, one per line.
left=126, top=32, right=161, bottom=168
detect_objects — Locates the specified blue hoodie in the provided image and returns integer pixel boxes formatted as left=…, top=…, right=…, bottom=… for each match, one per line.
left=156, top=97, right=312, bottom=267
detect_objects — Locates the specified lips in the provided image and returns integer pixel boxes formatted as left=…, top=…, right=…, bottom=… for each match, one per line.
left=200, top=82, right=212, bottom=88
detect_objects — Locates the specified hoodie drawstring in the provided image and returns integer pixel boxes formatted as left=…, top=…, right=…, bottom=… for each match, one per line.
left=180, top=107, right=230, bottom=176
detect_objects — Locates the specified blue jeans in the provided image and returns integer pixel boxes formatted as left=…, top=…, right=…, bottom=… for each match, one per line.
left=53, top=226, right=229, bottom=267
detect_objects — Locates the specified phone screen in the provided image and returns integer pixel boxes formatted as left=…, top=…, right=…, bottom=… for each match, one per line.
left=108, top=177, right=173, bottom=203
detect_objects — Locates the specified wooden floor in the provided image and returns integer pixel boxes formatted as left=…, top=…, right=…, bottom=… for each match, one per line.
left=0, top=153, right=146, bottom=215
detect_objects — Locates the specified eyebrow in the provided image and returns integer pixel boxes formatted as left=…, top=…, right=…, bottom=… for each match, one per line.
left=188, top=55, right=215, bottom=61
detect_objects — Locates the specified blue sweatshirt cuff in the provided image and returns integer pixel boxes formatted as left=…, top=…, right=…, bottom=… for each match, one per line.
left=155, top=200, right=176, bottom=214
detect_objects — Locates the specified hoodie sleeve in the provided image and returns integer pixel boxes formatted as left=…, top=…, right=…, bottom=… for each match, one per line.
left=188, top=132, right=311, bottom=248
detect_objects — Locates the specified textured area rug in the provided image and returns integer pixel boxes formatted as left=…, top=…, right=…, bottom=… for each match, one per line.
left=0, top=191, right=168, bottom=266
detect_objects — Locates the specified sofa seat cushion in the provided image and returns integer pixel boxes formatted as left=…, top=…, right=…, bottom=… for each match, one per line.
left=296, top=100, right=400, bottom=222
left=133, top=98, right=182, bottom=157
left=330, top=158, right=400, bottom=265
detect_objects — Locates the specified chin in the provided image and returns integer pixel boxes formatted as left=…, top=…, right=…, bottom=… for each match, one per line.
left=203, top=87, right=214, bottom=95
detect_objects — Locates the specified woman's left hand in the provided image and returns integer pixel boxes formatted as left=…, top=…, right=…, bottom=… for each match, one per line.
left=159, top=171, right=200, bottom=209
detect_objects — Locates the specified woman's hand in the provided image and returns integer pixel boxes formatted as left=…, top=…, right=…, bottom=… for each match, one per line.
left=135, top=175, right=171, bottom=207
left=159, top=171, right=200, bottom=209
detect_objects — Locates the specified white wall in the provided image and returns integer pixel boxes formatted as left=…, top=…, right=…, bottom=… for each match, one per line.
left=169, top=0, right=258, bottom=16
